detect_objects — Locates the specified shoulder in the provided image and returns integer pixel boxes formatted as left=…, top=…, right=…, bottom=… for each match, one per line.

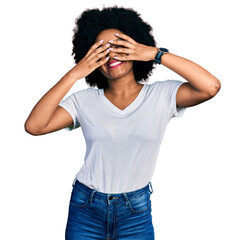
left=72, top=87, right=99, bottom=98
left=155, top=80, right=184, bottom=88
left=148, top=80, right=185, bottom=94
left=66, top=87, right=99, bottom=106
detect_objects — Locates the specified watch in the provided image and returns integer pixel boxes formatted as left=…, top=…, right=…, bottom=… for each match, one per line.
left=154, top=48, right=169, bottom=64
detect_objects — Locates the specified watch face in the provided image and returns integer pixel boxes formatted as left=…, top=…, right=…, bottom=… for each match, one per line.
left=159, top=48, right=169, bottom=53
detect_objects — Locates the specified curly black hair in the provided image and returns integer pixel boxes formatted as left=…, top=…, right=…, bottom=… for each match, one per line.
left=72, top=5, right=157, bottom=89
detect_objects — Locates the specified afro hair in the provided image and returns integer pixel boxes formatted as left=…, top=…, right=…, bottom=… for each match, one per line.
left=72, top=5, right=157, bottom=89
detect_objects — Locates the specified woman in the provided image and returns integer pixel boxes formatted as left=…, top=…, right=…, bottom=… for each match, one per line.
left=24, top=6, right=221, bottom=240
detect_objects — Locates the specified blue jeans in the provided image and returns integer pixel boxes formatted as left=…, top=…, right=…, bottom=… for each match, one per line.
left=65, top=178, right=154, bottom=240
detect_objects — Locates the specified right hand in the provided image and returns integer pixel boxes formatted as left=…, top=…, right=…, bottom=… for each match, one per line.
left=68, top=40, right=111, bottom=80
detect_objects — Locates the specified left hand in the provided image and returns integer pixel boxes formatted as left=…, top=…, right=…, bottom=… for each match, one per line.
left=109, top=33, right=158, bottom=62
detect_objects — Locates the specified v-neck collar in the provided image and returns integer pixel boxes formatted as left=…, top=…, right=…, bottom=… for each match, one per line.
left=100, top=84, right=146, bottom=115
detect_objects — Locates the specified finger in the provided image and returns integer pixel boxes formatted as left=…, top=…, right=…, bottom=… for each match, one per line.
left=95, top=56, right=110, bottom=68
left=114, top=33, right=136, bottom=45
left=111, top=47, right=134, bottom=55
left=113, top=55, right=131, bottom=61
left=85, top=39, right=104, bottom=58
left=109, top=39, right=133, bottom=49
left=88, top=43, right=111, bottom=60
left=94, top=47, right=112, bottom=62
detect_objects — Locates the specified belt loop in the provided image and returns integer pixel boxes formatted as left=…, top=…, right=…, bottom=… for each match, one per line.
left=149, top=182, right=153, bottom=194
left=122, top=193, right=130, bottom=207
left=89, top=189, right=96, bottom=204
left=72, top=177, right=77, bottom=187
left=107, top=194, right=110, bottom=205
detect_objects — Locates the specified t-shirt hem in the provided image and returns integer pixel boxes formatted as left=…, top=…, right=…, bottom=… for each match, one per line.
left=171, top=81, right=187, bottom=118
left=58, top=102, right=78, bottom=131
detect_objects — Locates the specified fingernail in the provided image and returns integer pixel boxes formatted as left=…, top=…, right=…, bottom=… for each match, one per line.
left=114, top=56, right=118, bottom=59
left=114, top=33, right=119, bottom=36
left=106, top=43, right=110, bottom=47
left=99, top=40, right=104, bottom=43
left=108, top=40, right=114, bottom=43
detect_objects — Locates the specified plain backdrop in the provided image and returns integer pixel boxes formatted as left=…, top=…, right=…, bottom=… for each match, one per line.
left=1, top=0, right=244, bottom=239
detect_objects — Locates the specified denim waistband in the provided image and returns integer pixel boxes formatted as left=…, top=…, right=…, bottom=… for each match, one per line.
left=71, top=178, right=153, bottom=204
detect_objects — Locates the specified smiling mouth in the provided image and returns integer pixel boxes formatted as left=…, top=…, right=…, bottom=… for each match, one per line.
left=107, top=60, right=123, bottom=68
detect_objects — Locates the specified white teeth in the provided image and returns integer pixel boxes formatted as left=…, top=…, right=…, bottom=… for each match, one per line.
left=109, top=61, right=122, bottom=67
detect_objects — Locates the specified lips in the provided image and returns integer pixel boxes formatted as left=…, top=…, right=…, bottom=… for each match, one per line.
left=107, top=60, right=123, bottom=68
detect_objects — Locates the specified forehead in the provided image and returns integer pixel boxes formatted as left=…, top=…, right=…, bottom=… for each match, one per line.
left=95, top=28, right=123, bottom=42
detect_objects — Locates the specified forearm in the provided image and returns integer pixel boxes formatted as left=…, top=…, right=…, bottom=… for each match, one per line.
left=25, top=71, right=77, bottom=132
left=160, top=52, right=221, bottom=94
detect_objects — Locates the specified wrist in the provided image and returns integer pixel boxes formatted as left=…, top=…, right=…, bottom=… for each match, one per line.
left=160, top=52, right=170, bottom=65
left=151, top=47, right=159, bottom=61
left=65, top=70, right=80, bottom=82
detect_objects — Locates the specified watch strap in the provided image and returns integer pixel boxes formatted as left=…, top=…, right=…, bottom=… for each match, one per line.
left=154, top=48, right=169, bottom=64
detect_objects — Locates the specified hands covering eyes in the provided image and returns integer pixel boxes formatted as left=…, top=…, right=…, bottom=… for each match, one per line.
left=106, top=33, right=158, bottom=62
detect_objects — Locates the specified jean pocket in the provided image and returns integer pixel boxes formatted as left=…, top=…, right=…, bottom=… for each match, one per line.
left=69, top=185, right=90, bottom=208
left=127, top=190, right=151, bottom=214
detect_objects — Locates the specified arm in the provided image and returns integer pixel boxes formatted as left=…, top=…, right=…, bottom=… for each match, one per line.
left=108, top=32, right=221, bottom=108
left=24, top=72, right=78, bottom=135
left=159, top=52, right=221, bottom=108
left=24, top=40, right=111, bottom=135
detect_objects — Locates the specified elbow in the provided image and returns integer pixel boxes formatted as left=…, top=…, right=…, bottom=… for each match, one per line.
left=207, top=78, right=221, bottom=98
left=24, top=121, right=42, bottom=136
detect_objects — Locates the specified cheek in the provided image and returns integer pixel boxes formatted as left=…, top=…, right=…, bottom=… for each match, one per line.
left=127, top=61, right=134, bottom=69
left=99, top=65, right=107, bottom=72
left=98, top=65, right=109, bottom=77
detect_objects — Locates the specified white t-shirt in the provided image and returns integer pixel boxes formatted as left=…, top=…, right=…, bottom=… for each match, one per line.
left=59, top=80, right=186, bottom=194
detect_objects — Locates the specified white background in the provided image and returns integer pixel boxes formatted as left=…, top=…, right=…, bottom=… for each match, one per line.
left=1, top=0, right=244, bottom=239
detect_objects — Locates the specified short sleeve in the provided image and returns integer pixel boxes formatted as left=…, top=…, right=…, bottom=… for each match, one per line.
left=58, top=93, right=80, bottom=131
left=162, top=80, right=187, bottom=119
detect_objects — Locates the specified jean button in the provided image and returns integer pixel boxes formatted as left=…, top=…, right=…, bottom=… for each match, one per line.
left=109, top=196, right=113, bottom=200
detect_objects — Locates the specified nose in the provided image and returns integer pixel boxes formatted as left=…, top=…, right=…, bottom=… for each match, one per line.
left=108, top=49, right=117, bottom=59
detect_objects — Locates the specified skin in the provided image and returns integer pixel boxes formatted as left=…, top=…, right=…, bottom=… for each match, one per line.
left=24, top=34, right=112, bottom=135
left=24, top=27, right=221, bottom=136
left=95, top=28, right=147, bottom=110
left=100, top=29, right=221, bottom=109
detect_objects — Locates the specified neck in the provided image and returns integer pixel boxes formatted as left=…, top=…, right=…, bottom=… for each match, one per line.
left=106, top=75, right=142, bottom=96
